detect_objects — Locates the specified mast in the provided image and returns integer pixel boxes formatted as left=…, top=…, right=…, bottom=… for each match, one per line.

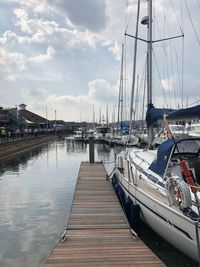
left=99, top=106, right=101, bottom=124
left=147, top=0, right=154, bottom=147
left=129, top=0, right=140, bottom=140
left=93, top=104, right=95, bottom=129
left=106, top=103, right=109, bottom=127
left=117, top=44, right=124, bottom=135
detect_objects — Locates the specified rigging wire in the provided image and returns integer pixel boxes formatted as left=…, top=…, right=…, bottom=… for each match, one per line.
left=141, top=63, right=146, bottom=127
left=153, top=0, right=183, bottom=109
left=174, top=49, right=182, bottom=109
left=170, top=0, right=184, bottom=35
left=196, top=0, right=200, bottom=10
left=165, top=49, right=172, bottom=108
left=162, top=0, right=184, bottom=108
left=137, top=59, right=146, bottom=122
left=124, top=34, right=127, bottom=121
left=169, top=40, right=177, bottom=108
left=134, top=75, right=139, bottom=121
left=153, top=49, right=168, bottom=108
left=124, top=0, right=129, bottom=121
left=181, top=33, right=184, bottom=108
left=179, top=0, right=184, bottom=108
left=184, top=0, right=200, bottom=48
left=162, top=0, right=166, bottom=108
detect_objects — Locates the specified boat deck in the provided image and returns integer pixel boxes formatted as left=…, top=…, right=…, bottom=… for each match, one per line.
left=42, top=162, right=165, bottom=267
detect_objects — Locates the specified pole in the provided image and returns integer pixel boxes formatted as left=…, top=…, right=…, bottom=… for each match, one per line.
left=195, top=222, right=200, bottom=266
left=55, top=109, right=57, bottom=134
left=129, top=0, right=140, bottom=140
left=147, top=0, right=154, bottom=148
left=89, top=136, right=95, bottom=164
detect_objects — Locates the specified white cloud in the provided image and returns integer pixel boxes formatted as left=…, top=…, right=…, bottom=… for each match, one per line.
left=107, top=41, right=121, bottom=61
left=20, top=87, right=48, bottom=99
left=24, top=79, right=119, bottom=121
left=0, top=48, right=26, bottom=81
left=28, top=47, right=55, bottom=63
left=88, top=79, right=118, bottom=102
left=0, top=31, right=18, bottom=46
left=0, top=0, right=199, bottom=122
left=0, top=46, right=56, bottom=81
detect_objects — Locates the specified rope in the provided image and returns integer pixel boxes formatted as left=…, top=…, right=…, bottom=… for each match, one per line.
left=102, top=160, right=115, bottom=164
left=153, top=49, right=169, bottom=108
left=188, top=184, right=200, bottom=190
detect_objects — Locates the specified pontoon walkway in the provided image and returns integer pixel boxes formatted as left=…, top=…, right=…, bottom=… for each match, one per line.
left=42, top=162, right=165, bottom=267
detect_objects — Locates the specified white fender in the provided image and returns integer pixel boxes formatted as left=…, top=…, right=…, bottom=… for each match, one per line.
left=117, top=155, right=123, bottom=169
left=165, top=177, right=177, bottom=206
left=165, top=177, right=192, bottom=209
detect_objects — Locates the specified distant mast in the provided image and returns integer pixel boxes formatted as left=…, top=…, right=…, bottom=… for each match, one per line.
left=117, top=44, right=124, bottom=134
left=93, top=104, right=95, bottom=129
left=106, top=103, right=109, bottom=127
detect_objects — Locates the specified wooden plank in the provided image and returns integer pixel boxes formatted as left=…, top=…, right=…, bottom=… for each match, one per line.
left=43, top=162, right=165, bottom=267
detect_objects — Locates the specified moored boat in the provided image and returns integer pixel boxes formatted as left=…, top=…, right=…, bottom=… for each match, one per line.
left=110, top=0, right=200, bottom=262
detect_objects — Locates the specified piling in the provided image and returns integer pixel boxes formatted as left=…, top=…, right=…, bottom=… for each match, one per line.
left=89, top=136, right=95, bottom=163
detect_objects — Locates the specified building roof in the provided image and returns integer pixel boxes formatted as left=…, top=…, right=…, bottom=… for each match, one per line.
left=18, top=109, right=48, bottom=124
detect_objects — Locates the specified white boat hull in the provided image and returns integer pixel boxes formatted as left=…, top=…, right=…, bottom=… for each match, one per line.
left=114, top=167, right=199, bottom=262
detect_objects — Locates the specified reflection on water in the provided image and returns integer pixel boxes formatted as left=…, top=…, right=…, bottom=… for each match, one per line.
left=0, top=140, right=117, bottom=267
left=0, top=139, right=197, bottom=267
left=0, top=146, right=46, bottom=178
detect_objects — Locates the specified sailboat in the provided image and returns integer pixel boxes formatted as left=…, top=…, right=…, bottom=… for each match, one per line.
left=113, top=42, right=138, bottom=147
left=110, top=0, right=200, bottom=262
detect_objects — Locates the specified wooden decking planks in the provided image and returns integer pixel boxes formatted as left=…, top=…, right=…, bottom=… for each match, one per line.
left=43, top=162, right=165, bottom=267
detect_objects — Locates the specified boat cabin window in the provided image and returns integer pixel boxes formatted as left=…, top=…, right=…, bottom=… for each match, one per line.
left=173, top=139, right=200, bottom=155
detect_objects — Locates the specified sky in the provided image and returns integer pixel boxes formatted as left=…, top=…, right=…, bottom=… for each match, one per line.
left=0, top=0, right=200, bottom=122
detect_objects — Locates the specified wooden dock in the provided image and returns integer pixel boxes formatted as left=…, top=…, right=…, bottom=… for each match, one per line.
left=42, top=162, right=165, bottom=267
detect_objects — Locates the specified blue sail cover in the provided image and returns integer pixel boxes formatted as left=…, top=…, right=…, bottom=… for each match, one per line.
left=167, top=105, right=200, bottom=120
left=117, top=121, right=129, bottom=130
left=146, top=104, right=174, bottom=127
left=149, top=139, right=175, bottom=176
left=146, top=104, right=200, bottom=127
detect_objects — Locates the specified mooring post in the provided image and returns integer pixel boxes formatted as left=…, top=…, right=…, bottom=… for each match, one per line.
left=89, top=136, right=95, bottom=164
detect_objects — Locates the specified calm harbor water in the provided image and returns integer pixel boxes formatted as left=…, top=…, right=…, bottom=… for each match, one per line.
left=0, top=138, right=198, bottom=267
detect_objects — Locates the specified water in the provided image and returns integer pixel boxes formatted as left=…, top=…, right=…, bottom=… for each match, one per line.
left=0, top=139, right=198, bottom=267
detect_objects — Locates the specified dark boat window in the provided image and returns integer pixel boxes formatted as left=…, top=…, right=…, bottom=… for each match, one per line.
left=148, top=174, right=158, bottom=183
left=174, top=140, right=200, bottom=154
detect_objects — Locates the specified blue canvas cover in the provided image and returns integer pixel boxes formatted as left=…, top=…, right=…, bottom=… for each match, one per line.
left=146, top=104, right=174, bottom=127
left=146, top=104, right=200, bottom=127
left=167, top=105, right=200, bottom=120
left=116, top=121, right=129, bottom=130
left=149, top=139, right=175, bottom=176
left=149, top=138, right=200, bottom=176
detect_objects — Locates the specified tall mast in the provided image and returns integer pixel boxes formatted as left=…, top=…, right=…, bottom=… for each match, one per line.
left=147, top=0, right=153, bottom=147
left=106, top=103, right=109, bottom=127
left=117, top=44, right=124, bottom=134
left=129, top=0, right=140, bottom=140
left=93, top=104, right=95, bottom=129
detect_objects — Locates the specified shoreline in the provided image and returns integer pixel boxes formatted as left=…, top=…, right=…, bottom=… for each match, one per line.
left=0, top=135, right=58, bottom=161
